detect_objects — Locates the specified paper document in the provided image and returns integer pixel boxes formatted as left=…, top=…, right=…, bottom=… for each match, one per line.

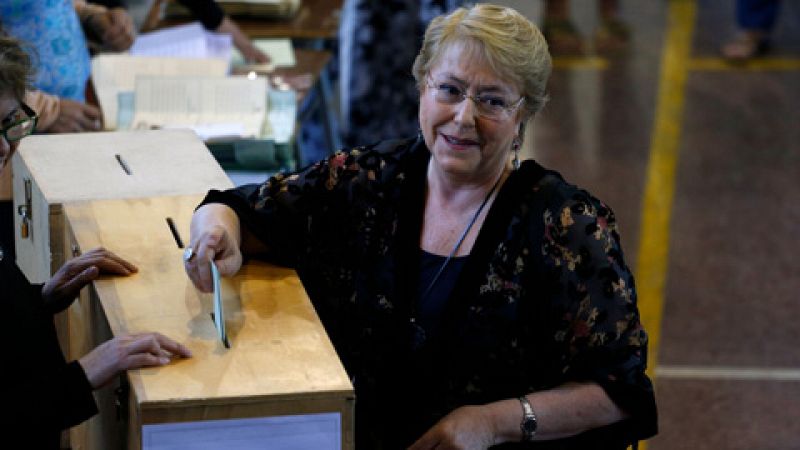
left=164, top=123, right=246, bottom=142
left=91, top=55, right=229, bottom=129
left=210, top=261, right=229, bottom=348
left=266, top=88, right=296, bottom=143
left=130, top=22, right=233, bottom=61
left=231, top=38, right=296, bottom=68
left=132, top=75, right=268, bottom=140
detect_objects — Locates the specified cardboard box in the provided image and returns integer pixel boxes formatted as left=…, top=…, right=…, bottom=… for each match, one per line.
left=11, top=129, right=233, bottom=284
left=64, top=194, right=354, bottom=449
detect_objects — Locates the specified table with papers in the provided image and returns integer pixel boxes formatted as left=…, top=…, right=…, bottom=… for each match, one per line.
left=92, top=22, right=312, bottom=172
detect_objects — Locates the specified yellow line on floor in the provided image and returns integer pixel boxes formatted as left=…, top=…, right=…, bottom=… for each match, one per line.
left=636, top=0, right=695, bottom=382
left=635, top=4, right=697, bottom=447
left=552, top=56, right=609, bottom=70
left=688, top=57, right=800, bottom=71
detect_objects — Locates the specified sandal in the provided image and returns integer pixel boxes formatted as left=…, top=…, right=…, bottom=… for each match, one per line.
left=721, top=31, right=770, bottom=62
left=543, top=19, right=585, bottom=56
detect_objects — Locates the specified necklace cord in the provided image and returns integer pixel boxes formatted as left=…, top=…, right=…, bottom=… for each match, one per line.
left=420, top=171, right=505, bottom=302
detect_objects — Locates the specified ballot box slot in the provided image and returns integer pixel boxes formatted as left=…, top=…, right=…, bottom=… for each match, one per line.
left=115, top=154, right=132, bottom=175
left=165, top=217, right=184, bottom=248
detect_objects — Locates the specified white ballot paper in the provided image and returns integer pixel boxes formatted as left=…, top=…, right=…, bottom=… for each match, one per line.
left=132, top=75, right=268, bottom=139
left=91, top=55, right=229, bottom=129
left=130, top=22, right=233, bottom=62
left=210, top=261, right=230, bottom=348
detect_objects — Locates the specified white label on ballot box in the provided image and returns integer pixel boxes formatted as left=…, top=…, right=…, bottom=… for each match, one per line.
left=142, top=412, right=342, bottom=449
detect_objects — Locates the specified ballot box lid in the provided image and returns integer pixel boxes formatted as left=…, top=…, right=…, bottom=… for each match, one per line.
left=16, top=130, right=233, bottom=203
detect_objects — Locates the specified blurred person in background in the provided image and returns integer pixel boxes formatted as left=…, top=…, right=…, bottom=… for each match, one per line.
left=542, top=0, right=629, bottom=55
left=722, top=0, right=781, bottom=61
left=90, top=0, right=270, bottom=62
left=0, top=4, right=119, bottom=259
left=0, top=1, right=123, bottom=132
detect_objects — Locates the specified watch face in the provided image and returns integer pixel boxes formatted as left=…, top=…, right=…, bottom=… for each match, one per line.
left=523, top=418, right=537, bottom=433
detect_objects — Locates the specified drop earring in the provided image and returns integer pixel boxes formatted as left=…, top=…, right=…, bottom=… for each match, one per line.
left=512, top=139, right=521, bottom=170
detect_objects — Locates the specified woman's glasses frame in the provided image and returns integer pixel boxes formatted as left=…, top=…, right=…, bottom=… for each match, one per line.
left=1, top=102, right=38, bottom=143
left=425, top=77, right=525, bottom=121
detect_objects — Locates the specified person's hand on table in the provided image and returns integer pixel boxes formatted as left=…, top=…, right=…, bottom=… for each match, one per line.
left=87, top=6, right=136, bottom=52
left=42, top=247, right=138, bottom=314
left=282, top=74, right=313, bottom=91
left=408, top=405, right=498, bottom=450
left=216, top=16, right=270, bottom=64
left=184, top=204, right=243, bottom=293
left=49, top=99, right=102, bottom=133
left=78, top=332, right=192, bottom=389
left=238, top=41, right=270, bottom=64
left=105, top=7, right=137, bottom=51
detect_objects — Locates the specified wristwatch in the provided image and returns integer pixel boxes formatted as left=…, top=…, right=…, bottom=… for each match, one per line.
left=518, top=395, right=537, bottom=442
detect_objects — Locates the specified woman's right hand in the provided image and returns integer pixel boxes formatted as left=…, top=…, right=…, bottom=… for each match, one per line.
left=49, top=99, right=102, bottom=133
left=184, top=204, right=243, bottom=293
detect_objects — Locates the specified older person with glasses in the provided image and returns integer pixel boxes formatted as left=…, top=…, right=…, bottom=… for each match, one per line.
left=0, top=102, right=37, bottom=146
left=185, top=4, right=657, bottom=449
left=0, top=35, right=192, bottom=449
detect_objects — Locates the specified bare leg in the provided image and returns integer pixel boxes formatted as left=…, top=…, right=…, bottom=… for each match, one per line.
left=594, top=0, right=630, bottom=55
left=543, top=0, right=585, bottom=56
left=547, top=0, right=569, bottom=20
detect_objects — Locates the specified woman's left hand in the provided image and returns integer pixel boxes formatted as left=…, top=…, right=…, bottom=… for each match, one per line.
left=42, top=247, right=138, bottom=313
left=408, top=406, right=497, bottom=450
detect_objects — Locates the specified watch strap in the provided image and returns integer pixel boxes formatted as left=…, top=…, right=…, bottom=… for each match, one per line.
left=518, top=395, right=537, bottom=442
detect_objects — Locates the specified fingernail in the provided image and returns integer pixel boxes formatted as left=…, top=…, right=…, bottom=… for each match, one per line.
left=159, top=357, right=170, bottom=364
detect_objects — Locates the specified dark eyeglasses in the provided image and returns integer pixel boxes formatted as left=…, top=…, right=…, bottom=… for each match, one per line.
left=1, top=102, right=38, bottom=143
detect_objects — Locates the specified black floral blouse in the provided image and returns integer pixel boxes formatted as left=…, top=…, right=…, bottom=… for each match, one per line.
left=201, top=137, right=657, bottom=449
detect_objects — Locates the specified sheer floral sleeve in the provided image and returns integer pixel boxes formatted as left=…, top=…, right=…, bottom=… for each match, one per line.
left=201, top=150, right=368, bottom=263
left=542, top=190, right=657, bottom=437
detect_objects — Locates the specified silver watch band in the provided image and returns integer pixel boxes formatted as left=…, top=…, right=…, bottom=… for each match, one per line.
left=519, top=395, right=537, bottom=441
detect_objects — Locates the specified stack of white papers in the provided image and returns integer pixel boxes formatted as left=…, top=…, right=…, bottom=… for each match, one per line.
left=92, top=55, right=229, bottom=129
left=94, top=23, right=298, bottom=141
left=130, top=22, right=233, bottom=62
left=131, top=75, right=269, bottom=140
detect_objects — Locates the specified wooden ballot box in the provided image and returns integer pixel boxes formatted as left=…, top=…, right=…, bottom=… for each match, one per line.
left=64, top=195, right=355, bottom=450
left=11, top=129, right=233, bottom=285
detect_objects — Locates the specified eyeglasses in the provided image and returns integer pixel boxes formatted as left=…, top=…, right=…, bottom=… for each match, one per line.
left=1, top=102, right=38, bottom=143
left=426, top=78, right=524, bottom=121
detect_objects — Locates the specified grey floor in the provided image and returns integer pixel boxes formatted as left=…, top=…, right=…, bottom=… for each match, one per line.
left=504, top=0, right=800, bottom=448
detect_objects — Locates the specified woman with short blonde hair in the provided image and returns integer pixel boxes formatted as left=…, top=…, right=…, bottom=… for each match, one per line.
left=188, top=5, right=657, bottom=448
